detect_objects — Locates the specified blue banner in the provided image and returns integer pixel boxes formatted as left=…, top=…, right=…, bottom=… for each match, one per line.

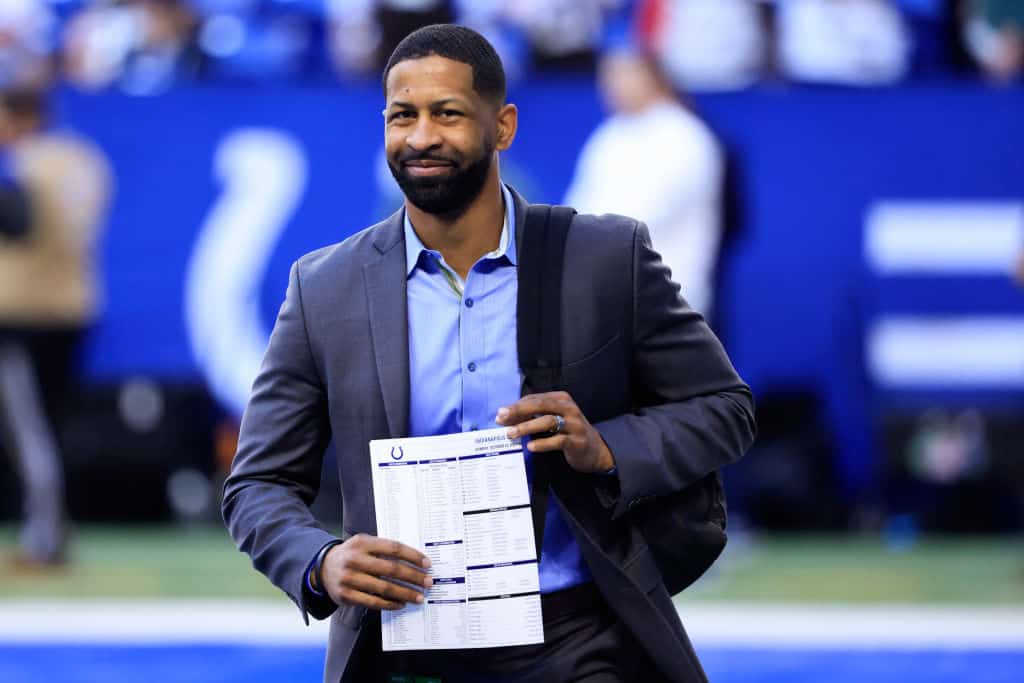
left=58, top=80, right=1024, bottom=494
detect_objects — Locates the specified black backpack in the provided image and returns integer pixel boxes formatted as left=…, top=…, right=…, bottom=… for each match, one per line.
left=517, top=204, right=727, bottom=596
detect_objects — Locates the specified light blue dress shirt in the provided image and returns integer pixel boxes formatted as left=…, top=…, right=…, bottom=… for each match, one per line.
left=404, top=184, right=592, bottom=594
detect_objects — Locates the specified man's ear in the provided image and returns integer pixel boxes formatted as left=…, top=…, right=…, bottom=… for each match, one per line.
left=495, top=103, right=518, bottom=152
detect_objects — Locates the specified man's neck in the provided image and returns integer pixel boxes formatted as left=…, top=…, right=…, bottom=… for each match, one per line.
left=405, top=170, right=506, bottom=281
left=621, top=91, right=675, bottom=117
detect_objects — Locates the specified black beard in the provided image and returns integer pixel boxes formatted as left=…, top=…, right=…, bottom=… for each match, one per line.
left=389, top=145, right=493, bottom=220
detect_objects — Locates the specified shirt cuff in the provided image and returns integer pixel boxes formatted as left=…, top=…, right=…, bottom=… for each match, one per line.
left=305, top=539, right=342, bottom=598
left=305, top=555, right=326, bottom=597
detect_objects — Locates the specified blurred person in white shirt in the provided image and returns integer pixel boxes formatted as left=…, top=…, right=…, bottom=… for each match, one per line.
left=565, top=47, right=724, bottom=316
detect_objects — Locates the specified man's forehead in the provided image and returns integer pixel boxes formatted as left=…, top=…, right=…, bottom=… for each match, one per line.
left=385, top=55, right=475, bottom=104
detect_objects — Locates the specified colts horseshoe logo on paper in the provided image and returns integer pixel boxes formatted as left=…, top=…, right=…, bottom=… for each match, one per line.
left=390, top=446, right=404, bottom=461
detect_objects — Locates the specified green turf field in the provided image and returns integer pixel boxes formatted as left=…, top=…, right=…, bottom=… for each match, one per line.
left=1, top=526, right=1021, bottom=604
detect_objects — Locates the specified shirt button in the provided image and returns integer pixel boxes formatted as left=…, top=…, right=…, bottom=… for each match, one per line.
left=467, top=362, right=477, bottom=372
left=465, top=298, right=474, bottom=308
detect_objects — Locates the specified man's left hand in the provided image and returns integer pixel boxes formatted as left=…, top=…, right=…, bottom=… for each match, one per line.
left=496, top=391, right=615, bottom=474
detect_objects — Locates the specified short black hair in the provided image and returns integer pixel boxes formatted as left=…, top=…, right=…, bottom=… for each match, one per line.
left=382, top=24, right=506, bottom=106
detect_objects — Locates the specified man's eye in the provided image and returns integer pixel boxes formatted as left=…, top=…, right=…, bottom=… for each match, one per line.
left=439, top=110, right=462, bottom=118
left=390, top=111, right=414, bottom=121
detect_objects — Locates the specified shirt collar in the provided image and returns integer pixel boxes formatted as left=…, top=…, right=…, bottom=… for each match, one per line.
left=404, top=184, right=517, bottom=277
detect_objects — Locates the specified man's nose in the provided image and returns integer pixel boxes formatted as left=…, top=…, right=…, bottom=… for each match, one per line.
left=406, top=117, right=442, bottom=151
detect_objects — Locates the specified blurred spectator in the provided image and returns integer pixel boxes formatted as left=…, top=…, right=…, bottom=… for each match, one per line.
left=639, top=0, right=767, bottom=91
left=63, top=0, right=200, bottom=95
left=502, top=0, right=625, bottom=71
left=963, top=0, right=1024, bottom=83
left=374, top=0, right=455, bottom=69
left=777, top=0, right=911, bottom=85
left=327, top=0, right=454, bottom=77
left=565, top=48, right=724, bottom=316
left=0, top=0, right=57, bottom=88
left=0, top=87, right=112, bottom=566
left=326, top=0, right=381, bottom=77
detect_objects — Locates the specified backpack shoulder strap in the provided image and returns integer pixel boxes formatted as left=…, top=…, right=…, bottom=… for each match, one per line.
left=516, top=203, right=576, bottom=560
left=517, top=204, right=576, bottom=390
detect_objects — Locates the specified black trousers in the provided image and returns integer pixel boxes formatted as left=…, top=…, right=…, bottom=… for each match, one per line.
left=344, top=583, right=665, bottom=683
left=0, top=325, right=82, bottom=561
left=0, top=326, right=82, bottom=421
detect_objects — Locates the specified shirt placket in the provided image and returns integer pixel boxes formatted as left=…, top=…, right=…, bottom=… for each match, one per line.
left=460, top=267, right=487, bottom=432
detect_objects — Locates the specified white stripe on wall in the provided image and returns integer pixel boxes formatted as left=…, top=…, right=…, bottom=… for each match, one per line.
left=868, top=316, right=1024, bottom=387
left=865, top=201, right=1024, bottom=275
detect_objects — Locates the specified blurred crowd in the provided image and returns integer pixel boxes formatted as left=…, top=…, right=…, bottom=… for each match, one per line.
left=0, top=0, right=1020, bottom=95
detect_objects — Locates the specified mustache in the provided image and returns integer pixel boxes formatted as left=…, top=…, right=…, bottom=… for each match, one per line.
left=396, top=151, right=459, bottom=165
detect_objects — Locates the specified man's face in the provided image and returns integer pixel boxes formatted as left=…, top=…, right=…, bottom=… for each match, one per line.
left=598, top=52, right=659, bottom=115
left=384, top=55, right=498, bottom=217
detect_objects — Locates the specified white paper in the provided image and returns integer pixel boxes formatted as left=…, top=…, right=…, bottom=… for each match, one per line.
left=369, top=428, right=544, bottom=651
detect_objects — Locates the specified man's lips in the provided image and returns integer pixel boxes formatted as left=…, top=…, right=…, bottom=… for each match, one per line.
left=404, top=160, right=455, bottom=176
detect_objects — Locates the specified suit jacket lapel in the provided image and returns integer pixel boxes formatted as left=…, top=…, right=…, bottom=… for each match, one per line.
left=508, top=184, right=530, bottom=396
left=509, top=184, right=528, bottom=264
left=363, top=208, right=410, bottom=438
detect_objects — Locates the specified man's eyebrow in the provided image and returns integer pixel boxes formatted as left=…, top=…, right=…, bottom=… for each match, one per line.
left=386, top=98, right=467, bottom=110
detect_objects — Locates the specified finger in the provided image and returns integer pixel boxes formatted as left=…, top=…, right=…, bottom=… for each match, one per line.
left=524, top=433, right=569, bottom=453
left=506, top=414, right=563, bottom=440
left=359, top=536, right=431, bottom=569
left=494, top=394, right=552, bottom=425
left=343, top=571, right=426, bottom=605
left=336, top=586, right=405, bottom=611
left=351, top=554, right=434, bottom=587
left=496, top=393, right=574, bottom=425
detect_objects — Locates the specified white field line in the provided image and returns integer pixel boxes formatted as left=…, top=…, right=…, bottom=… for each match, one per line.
left=1, top=601, right=1023, bottom=651
left=676, top=603, right=1024, bottom=650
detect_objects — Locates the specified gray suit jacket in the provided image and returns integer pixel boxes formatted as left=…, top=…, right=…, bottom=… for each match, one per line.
left=223, top=186, right=756, bottom=683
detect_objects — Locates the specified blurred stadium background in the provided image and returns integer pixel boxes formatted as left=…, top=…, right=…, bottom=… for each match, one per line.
left=1, top=0, right=1023, bottom=681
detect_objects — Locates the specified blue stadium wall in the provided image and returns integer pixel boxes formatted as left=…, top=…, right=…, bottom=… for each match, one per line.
left=59, top=80, right=1024, bottom=501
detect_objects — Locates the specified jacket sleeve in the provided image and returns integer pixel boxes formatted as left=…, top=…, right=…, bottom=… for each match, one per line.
left=221, top=261, right=339, bottom=623
left=593, top=222, right=756, bottom=520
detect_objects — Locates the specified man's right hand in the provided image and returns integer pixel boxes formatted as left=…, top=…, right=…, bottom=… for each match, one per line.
left=317, top=533, right=433, bottom=611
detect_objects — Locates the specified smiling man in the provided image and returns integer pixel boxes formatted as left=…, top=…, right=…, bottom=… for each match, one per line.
left=223, top=24, right=755, bottom=683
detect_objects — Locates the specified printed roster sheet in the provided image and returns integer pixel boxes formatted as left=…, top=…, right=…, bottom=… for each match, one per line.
left=370, top=428, right=543, bottom=651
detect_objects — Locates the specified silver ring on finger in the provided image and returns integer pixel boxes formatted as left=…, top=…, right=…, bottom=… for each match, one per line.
left=552, top=414, right=566, bottom=435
